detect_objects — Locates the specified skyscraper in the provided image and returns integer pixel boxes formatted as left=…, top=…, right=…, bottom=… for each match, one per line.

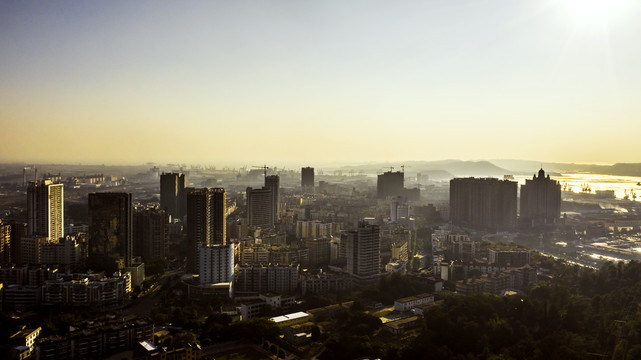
left=377, top=171, right=404, bottom=198
left=449, top=177, right=517, bottom=231
left=265, top=175, right=280, bottom=221
left=9, top=221, right=25, bottom=265
left=27, top=180, right=64, bottom=241
left=0, top=220, right=10, bottom=265
left=246, top=187, right=274, bottom=228
left=519, top=169, right=562, bottom=227
left=88, top=192, right=133, bottom=269
left=345, top=222, right=381, bottom=284
left=301, top=167, right=314, bottom=192
left=186, top=188, right=226, bottom=274
left=160, top=172, right=186, bottom=221
left=133, top=207, right=169, bottom=263
left=211, top=188, right=226, bottom=246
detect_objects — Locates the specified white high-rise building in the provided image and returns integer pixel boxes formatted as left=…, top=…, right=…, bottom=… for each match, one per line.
left=198, top=243, right=234, bottom=285
left=27, top=180, right=63, bottom=241
left=345, top=222, right=381, bottom=284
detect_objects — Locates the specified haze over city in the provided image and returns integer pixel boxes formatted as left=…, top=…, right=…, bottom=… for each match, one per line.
left=5, top=2, right=641, bottom=358
left=2, top=0, right=641, bottom=165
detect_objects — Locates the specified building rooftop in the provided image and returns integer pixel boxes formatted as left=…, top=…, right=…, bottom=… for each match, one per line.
left=139, top=340, right=157, bottom=352
left=384, top=316, right=420, bottom=330
left=270, top=312, right=309, bottom=324
left=395, top=293, right=433, bottom=304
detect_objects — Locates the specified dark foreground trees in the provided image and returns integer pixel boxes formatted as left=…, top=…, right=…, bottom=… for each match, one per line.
left=322, top=260, right=641, bottom=360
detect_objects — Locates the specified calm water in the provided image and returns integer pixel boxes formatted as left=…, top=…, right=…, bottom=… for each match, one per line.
left=513, top=173, right=641, bottom=201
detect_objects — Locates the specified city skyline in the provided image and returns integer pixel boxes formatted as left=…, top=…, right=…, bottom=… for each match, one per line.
left=2, top=0, right=641, bottom=165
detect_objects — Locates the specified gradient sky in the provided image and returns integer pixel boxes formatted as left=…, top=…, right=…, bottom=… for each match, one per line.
left=1, top=0, right=640, bottom=166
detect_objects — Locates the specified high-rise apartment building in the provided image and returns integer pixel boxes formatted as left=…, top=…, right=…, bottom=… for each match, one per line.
left=9, top=221, right=25, bottom=265
left=211, top=188, right=226, bottom=245
left=1, top=220, right=11, bottom=265
left=27, top=180, right=64, bottom=241
left=198, top=243, right=234, bottom=285
left=377, top=171, right=404, bottom=198
left=246, top=187, right=274, bottom=228
left=186, top=188, right=226, bottom=273
left=345, top=222, right=381, bottom=282
left=265, top=175, right=280, bottom=221
left=519, top=169, right=561, bottom=227
left=449, top=177, right=517, bottom=231
left=20, top=236, right=47, bottom=265
left=133, top=207, right=169, bottom=263
left=41, top=236, right=82, bottom=265
left=390, top=197, right=410, bottom=222
left=301, top=167, right=314, bottom=192
left=160, top=172, right=186, bottom=221
left=446, top=234, right=479, bottom=262
left=305, top=237, right=332, bottom=267
left=88, top=192, right=133, bottom=268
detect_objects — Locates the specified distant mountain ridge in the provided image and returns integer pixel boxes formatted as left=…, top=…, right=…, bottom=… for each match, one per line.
left=490, top=159, right=641, bottom=177
left=338, top=160, right=641, bottom=180
left=338, top=160, right=511, bottom=179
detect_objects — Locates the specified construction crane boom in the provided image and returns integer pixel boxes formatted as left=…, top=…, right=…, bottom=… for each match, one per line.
left=252, top=165, right=269, bottom=179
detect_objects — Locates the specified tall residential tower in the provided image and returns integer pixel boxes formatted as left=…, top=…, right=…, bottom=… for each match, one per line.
left=520, top=169, right=561, bottom=227
left=88, top=192, right=133, bottom=269
left=449, top=177, right=517, bottom=231
left=160, top=173, right=186, bottom=221
left=27, top=180, right=64, bottom=241
left=186, top=188, right=226, bottom=273
left=301, top=167, right=314, bottom=192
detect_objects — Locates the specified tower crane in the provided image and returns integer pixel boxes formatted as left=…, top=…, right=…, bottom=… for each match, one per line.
left=252, top=165, right=269, bottom=179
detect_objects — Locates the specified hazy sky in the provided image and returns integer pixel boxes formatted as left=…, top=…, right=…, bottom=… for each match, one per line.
left=1, top=0, right=640, bottom=166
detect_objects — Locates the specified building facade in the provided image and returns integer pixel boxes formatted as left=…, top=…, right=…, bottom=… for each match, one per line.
left=160, top=172, right=186, bottom=221
left=134, top=207, right=169, bottom=263
left=246, top=187, right=274, bottom=228
left=449, top=177, right=517, bottom=231
left=27, top=180, right=64, bottom=241
left=198, top=243, right=234, bottom=285
left=235, top=264, right=299, bottom=295
left=0, top=221, right=10, bottom=265
left=345, top=222, right=381, bottom=282
left=88, top=192, right=133, bottom=268
left=377, top=171, right=404, bottom=198
left=519, top=169, right=561, bottom=227
left=186, top=188, right=227, bottom=274
left=265, top=175, right=280, bottom=222
left=301, top=167, right=314, bottom=192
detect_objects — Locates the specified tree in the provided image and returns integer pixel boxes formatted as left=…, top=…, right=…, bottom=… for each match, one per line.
left=171, top=331, right=199, bottom=347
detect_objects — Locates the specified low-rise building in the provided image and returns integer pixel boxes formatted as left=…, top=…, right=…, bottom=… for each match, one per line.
left=36, top=318, right=154, bottom=360
left=283, top=322, right=315, bottom=345
left=41, top=272, right=132, bottom=306
left=383, top=316, right=421, bottom=335
left=394, top=293, right=435, bottom=312
left=306, top=301, right=354, bottom=322
left=270, top=312, right=310, bottom=327
left=239, top=300, right=265, bottom=321
left=10, top=327, right=42, bottom=359
left=3, top=284, right=41, bottom=308
left=301, top=271, right=352, bottom=296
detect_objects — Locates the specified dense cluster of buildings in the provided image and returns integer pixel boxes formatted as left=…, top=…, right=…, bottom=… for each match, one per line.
left=449, top=169, right=561, bottom=230
left=0, top=164, right=576, bottom=359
